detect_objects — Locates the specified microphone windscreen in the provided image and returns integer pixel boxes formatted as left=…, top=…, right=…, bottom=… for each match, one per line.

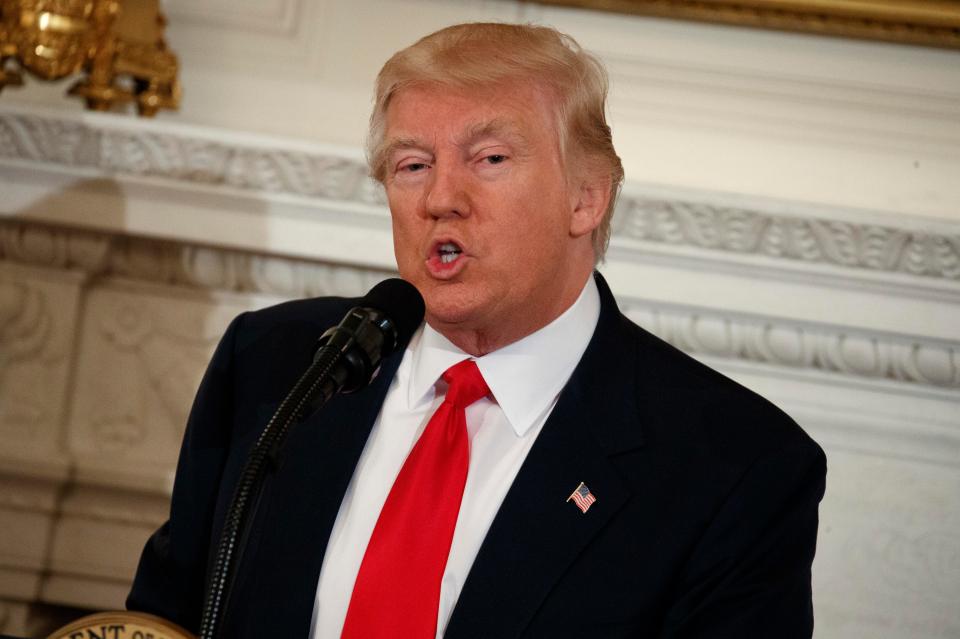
left=361, top=278, right=425, bottom=345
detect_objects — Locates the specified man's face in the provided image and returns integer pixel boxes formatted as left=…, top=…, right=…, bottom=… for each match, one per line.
left=382, top=81, right=598, bottom=354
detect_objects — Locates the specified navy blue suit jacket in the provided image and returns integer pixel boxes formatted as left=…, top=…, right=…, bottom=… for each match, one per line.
left=128, top=273, right=826, bottom=637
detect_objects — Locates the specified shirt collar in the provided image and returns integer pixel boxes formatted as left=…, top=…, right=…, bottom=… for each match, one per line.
left=407, top=275, right=601, bottom=436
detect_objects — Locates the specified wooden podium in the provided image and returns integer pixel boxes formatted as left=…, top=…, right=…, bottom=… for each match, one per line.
left=47, top=612, right=194, bottom=639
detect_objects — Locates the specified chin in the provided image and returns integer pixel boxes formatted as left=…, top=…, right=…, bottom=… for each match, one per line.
left=420, top=284, right=486, bottom=329
left=424, top=299, right=476, bottom=328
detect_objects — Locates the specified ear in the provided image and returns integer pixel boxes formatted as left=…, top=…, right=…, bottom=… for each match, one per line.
left=569, top=175, right=611, bottom=238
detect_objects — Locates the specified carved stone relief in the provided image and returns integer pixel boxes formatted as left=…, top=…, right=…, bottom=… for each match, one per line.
left=0, top=111, right=384, bottom=206
left=615, top=196, right=960, bottom=281
left=0, top=222, right=111, bottom=273
left=622, top=303, right=960, bottom=388
left=0, top=219, right=396, bottom=298
left=0, top=266, right=85, bottom=622
left=68, top=285, right=249, bottom=482
left=0, top=265, right=81, bottom=457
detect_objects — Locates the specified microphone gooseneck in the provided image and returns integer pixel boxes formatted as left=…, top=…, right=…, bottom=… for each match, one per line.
left=199, top=279, right=424, bottom=639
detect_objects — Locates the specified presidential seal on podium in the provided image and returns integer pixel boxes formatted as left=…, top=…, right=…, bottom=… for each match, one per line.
left=47, top=611, right=194, bottom=639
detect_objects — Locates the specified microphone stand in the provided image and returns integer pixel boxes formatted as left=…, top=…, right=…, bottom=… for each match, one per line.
left=197, top=307, right=399, bottom=639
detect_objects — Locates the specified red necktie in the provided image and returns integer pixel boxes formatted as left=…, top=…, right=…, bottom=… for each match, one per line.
left=341, top=359, right=490, bottom=639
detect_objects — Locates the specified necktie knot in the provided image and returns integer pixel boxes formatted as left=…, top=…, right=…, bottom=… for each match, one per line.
left=441, top=359, right=489, bottom=408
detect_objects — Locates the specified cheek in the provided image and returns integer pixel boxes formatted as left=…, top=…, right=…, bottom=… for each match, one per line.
left=392, top=227, right=419, bottom=267
left=500, top=196, right=570, bottom=256
left=388, top=201, right=420, bottom=255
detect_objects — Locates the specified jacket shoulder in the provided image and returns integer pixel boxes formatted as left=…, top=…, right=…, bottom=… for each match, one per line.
left=621, top=313, right=822, bottom=465
left=218, top=295, right=370, bottom=409
left=237, top=295, right=358, bottom=338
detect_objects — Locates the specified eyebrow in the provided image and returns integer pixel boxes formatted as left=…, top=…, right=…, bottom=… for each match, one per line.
left=380, top=136, right=428, bottom=164
left=381, top=118, right=531, bottom=163
left=458, top=118, right=529, bottom=150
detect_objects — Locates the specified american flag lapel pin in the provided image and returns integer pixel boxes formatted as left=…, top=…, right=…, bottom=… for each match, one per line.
left=567, top=481, right=597, bottom=514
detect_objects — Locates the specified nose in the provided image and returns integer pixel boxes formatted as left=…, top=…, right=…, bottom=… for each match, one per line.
left=423, top=162, right=470, bottom=219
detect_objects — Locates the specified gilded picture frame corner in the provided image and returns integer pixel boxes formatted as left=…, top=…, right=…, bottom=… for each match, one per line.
left=533, top=0, right=960, bottom=50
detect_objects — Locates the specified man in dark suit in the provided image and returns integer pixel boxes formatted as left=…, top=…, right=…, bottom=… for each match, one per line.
left=128, top=23, right=826, bottom=638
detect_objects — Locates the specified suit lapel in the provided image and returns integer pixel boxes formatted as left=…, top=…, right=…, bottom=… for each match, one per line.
left=445, top=273, right=644, bottom=639
left=236, top=346, right=406, bottom=636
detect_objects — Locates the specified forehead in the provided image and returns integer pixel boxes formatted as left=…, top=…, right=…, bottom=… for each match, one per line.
left=384, top=81, right=559, bottom=144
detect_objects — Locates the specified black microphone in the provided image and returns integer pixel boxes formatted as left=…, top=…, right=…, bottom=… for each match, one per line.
left=312, top=278, right=425, bottom=395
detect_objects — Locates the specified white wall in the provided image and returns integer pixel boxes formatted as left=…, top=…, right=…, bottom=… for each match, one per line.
left=0, top=1, right=958, bottom=636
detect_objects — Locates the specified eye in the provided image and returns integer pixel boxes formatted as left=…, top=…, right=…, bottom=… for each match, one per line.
left=397, top=160, right=430, bottom=173
left=485, top=154, right=507, bottom=165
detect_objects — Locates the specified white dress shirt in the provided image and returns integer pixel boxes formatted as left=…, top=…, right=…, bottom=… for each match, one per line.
left=310, top=276, right=600, bottom=639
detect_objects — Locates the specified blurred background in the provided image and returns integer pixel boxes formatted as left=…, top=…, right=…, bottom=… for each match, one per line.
left=0, top=0, right=958, bottom=636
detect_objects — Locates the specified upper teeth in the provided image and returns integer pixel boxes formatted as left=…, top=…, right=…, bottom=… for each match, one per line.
left=439, top=242, right=461, bottom=264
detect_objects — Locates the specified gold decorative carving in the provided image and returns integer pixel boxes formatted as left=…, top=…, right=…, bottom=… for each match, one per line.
left=0, top=0, right=180, bottom=115
left=48, top=611, right=195, bottom=639
left=533, top=0, right=960, bottom=49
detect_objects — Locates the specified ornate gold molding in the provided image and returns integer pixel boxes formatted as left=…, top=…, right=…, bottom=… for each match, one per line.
left=535, top=0, right=960, bottom=49
left=0, top=0, right=180, bottom=115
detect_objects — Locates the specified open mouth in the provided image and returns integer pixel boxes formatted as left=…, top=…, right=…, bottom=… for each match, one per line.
left=438, top=241, right=462, bottom=264
left=427, top=240, right=467, bottom=277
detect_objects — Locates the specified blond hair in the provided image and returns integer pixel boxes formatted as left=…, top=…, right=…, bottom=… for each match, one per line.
left=368, top=22, right=624, bottom=261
